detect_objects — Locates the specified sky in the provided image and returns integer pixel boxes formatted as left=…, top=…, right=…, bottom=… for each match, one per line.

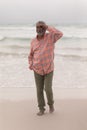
left=0, top=0, right=87, bottom=24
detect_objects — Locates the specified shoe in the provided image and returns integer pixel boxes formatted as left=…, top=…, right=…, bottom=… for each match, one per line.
left=49, top=105, right=54, bottom=113
left=37, top=110, right=45, bottom=116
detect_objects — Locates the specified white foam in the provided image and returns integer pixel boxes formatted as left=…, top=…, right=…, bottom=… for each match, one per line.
left=0, top=35, right=5, bottom=41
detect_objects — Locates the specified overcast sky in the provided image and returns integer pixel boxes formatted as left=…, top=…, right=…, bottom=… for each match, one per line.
left=0, top=0, right=87, bottom=24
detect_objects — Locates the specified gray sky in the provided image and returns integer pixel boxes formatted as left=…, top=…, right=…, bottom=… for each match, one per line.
left=0, top=0, right=87, bottom=24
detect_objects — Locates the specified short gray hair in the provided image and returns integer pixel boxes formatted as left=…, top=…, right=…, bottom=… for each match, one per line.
left=36, top=21, right=46, bottom=25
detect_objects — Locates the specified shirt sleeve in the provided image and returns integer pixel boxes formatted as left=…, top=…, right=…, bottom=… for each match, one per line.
left=28, top=41, right=33, bottom=67
left=47, top=26, right=63, bottom=43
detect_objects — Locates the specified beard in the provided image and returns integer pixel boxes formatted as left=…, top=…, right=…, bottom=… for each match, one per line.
left=37, top=29, right=46, bottom=36
left=37, top=32, right=44, bottom=36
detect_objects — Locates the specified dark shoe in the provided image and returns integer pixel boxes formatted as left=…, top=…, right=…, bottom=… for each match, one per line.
left=37, top=110, right=45, bottom=116
left=49, top=105, right=54, bottom=113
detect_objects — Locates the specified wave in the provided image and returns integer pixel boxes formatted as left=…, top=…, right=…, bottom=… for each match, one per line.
left=56, top=53, right=87, bottom=61
left=62, top=36, right=87, bottom=40
left=0, top=26, right=35, bottom=30
left=1, top=44, right=30, bottom=49
left=0, top=51, right=87, bottom=62
left=0, top=36, right=6, bottom=41
left=0, top=36, right=32, bottom=41
left=0, top=35, right=87, bottom=42
left=0, top=44, right=87, bottom=51
left=0, top=52, right=28, bottom=57
left=58, top=47, right=87, bottom=51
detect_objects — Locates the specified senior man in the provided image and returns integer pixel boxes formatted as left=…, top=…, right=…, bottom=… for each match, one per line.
left=28, top=21, right=63, bottom=116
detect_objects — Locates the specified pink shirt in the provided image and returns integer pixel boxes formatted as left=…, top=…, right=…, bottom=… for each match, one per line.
left=28, top=26, right=63, bottom=75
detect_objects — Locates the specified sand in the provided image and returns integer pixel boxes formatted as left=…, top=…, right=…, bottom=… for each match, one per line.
left=0, top=88, right=87, bottom=130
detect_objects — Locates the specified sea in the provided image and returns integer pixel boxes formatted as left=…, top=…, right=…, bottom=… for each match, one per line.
left=0, top=23, right=87, bottom=88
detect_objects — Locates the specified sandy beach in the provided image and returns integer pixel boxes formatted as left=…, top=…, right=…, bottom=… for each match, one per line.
left=0, top=2, right=87, bottom=130
left=0, top=88, right=87, bottom=130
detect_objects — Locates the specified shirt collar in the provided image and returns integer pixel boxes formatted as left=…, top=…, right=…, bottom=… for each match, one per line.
left=36, top=33, right=46, bottom=41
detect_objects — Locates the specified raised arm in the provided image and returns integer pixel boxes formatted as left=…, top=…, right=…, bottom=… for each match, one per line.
left=47, top=26, right=63, bottom=43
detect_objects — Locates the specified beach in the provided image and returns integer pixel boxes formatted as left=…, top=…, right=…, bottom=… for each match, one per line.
left=0, top=24, right=87, bottom=130
left=0, top=88, right=87, bottom=130
left=0, top=24, right=87, bottom=88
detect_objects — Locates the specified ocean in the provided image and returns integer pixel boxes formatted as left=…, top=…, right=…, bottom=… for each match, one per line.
left=0, top=23, right=87, bottom=88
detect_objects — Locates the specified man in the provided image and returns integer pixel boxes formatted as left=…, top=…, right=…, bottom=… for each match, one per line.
left=28, top=21, right=63, bottom=116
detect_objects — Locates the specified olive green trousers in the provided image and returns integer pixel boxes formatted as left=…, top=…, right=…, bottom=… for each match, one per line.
left=34, top=71, right=54, bottom=111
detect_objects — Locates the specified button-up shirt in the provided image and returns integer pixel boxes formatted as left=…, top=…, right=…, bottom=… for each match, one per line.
left=28, top=26, right=63, bottom=75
